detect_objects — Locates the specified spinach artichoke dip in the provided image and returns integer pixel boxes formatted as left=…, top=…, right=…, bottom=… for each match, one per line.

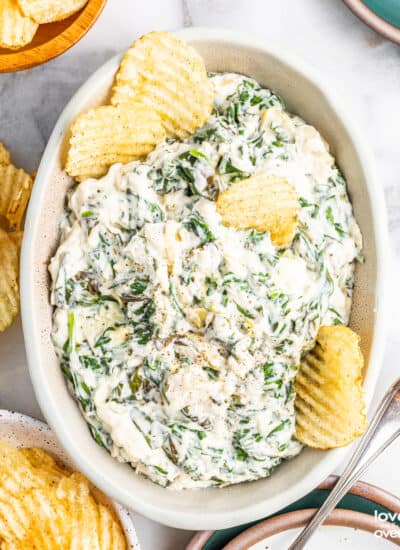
left=50, top=73, right=362, bottom=489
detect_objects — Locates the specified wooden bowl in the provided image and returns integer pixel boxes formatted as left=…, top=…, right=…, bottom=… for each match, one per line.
left=0, top=0, right=106, bottom=73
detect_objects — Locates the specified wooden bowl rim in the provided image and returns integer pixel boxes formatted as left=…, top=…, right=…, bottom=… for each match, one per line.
left=0, top=0, right=106, bottom=73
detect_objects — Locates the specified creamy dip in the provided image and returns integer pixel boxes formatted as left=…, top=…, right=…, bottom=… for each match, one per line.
left=50, top=73, right=362, bottom=489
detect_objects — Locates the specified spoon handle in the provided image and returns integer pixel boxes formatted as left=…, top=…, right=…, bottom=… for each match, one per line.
left=288, top=377, right=400, bottom=550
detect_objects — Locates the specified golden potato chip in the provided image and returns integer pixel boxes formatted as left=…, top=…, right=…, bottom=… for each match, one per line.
left=97, top=504, right=114, bottom=549
left=17, top=0, right=88, bottom=24
left=0, top=489, right=28, bottom=541
left=216, top=173, right=299, bottom=247
left=56, top=473, right=100, bottom=548
left=65, top=104, right=165, bottom=181
left=0, top=441, right=127, bottom=549
left=0, top=145, right=12, bottom=229
left=0, top=441, right=40, bottom=486
left=7, top=230, right=23, bottom=251
left=0, top=0, right=38, bottom=49
left=68, top=165, right=116, bottom=184
left=14, top=482, right=68, bottom=549
left=0, top=143, right=11, bottom=166
left=20, top=448, right=69, bottom=483
left=0, top=441, right=41, bottom=543
left=18, top=493, right=60, bottom=549
left=102, top=505, right=129, bottom=549
left=111, top=31, right=214, bottom=139
left=20, top=447, right=64, bottom=472
left=107, top=508, right=128, bottom=550
left=0, top=228, right=19, bottom=332
left=0, top=163, right=33, bottom=230
left=295, top=325, right=367, bottom=449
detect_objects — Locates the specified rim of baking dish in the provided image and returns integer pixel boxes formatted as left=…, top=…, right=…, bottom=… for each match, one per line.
left=21, top=28, right=389, bottom=529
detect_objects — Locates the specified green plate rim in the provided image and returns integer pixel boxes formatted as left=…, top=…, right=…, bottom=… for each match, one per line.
left=343, top=0, right=400, bottom=44
left=188, top=475, right=400, bottom=550
left=362, top=0, right=400, bottom=28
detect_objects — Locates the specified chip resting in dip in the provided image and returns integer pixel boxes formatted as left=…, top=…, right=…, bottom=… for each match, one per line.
left=50, top=33, right=364, bottom=490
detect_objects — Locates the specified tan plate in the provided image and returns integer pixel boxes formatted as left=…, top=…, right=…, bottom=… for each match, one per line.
left=0, top=0, right=106, bottom=73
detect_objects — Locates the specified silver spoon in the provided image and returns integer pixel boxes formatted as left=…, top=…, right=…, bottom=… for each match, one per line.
left=288, top=377, right=400, bottom=550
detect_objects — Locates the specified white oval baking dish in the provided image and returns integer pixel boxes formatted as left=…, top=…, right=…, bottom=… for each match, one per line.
left=21, top=28, right=388, bottom=530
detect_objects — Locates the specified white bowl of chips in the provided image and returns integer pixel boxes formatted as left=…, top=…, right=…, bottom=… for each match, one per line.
left=21, top=28, right=388, bottom=529
left=0, top=409, right=140, bottom=549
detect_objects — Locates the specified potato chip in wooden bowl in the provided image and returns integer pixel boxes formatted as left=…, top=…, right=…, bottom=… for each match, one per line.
left=0, top=0, right=106, bottom=73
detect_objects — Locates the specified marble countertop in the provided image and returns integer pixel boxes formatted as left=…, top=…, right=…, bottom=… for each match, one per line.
left=0, top=1, right=399, bottom=548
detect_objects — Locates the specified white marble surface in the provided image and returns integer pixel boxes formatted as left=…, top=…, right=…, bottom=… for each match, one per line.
left=0, top=1, right=399, bottom=548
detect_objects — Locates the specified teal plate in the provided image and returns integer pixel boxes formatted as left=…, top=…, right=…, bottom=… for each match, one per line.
left=363, top=0, right=400, bottom=28
left=187, top=476, right=400, bottom=550
left=343, top=0, right=400, bottom=43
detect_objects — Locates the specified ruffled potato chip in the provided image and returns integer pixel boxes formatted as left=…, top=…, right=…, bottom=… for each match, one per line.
left=0, top=143, right=12, bottom=228
left=216, top=173, right=299, bottom=247
left=18, top=488, right=65, bottom=548
left=17, top=0, right=88, bottom=24
left=0, top=142, right=11, bottom=166
left=295, top=325, right=367, bottom=449
left=65, top=104, right=165, bottom=181
left=0, top=0, right=38, bottom=49
left=111, top=31, right=214, bottom=139
left=0, top=441, right=127, bottom=549
left=0, top=163, right=33, bottom=230
left=7, top=230, right=23, bottom=251
left=0, top=228, right=19, bottom=332
left=56, top=473, right=101, bottom=548
left=20, top=447, right=69, bottom=483
left=0, top=144, right=30, bottom=332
